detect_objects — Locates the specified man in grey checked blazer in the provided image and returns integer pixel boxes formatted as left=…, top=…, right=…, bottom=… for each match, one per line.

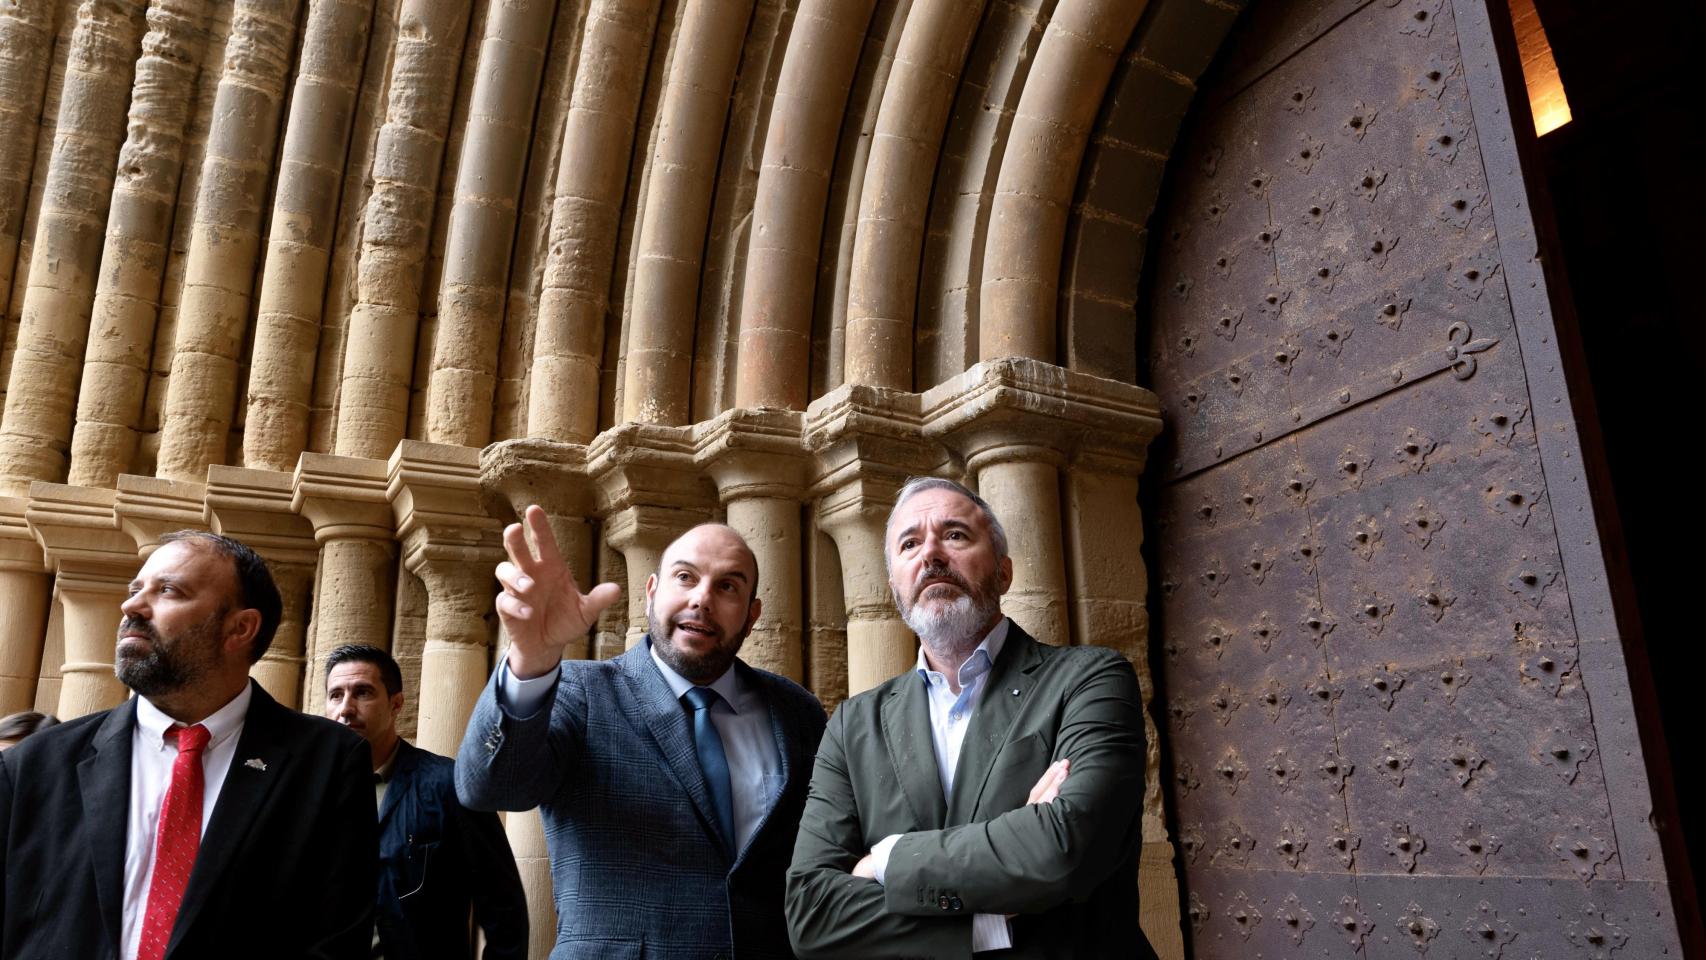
left=456, top=506, right=827, bottom=960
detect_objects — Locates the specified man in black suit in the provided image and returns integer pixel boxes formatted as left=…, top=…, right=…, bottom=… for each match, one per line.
left=0, top=530, right=376, bottom=960
left=324, top=643, right=527, bottom=960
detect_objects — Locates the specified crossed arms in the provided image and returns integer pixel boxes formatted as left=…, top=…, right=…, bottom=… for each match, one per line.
left=784, top=649, right=1146, bottom=959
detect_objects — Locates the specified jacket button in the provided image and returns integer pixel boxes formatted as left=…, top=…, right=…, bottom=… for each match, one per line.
left=938, top=895, right=951, bottom=911
left=950, top=897, right=963, bottom=911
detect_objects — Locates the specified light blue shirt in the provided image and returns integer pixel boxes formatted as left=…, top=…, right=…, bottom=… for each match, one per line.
left=871, top=617, right=1014, bottom=952
left=499, top=644, right=783, bottom=854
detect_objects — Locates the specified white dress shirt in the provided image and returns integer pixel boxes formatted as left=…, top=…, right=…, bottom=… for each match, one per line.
left=121, top=682, right=253, bottom=960
left=870, top=618, right=1014, bottom=952
left=500, top=643, right=783, bottom=853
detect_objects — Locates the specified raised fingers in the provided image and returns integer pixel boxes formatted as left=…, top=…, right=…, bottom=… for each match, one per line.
left=495, top=560, right=533, bottom=597
left=523, top=505, right=564, bottom=567
left=502, top=520, right=538, bottom=572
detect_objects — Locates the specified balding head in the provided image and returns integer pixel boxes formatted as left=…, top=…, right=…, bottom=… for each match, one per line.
left=659, top=523, right=760, bottom=606
left=645, top=522, right=764, bottom=684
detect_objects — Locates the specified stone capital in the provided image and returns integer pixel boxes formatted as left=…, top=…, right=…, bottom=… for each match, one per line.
left=602, top=502, right=710, bottom=556
left=587, top=422, right=715, bottom=518
left=0, top=496, right=47, bottom=574
left=204, top=465, right=319, bottom=567
left=480, top=437, right=593, bottom=520
left=695, top=407, right=810, bottom=502
left=25, top=483, right=138, bottom=589
left=804, top=383, right=949, bottom=531
left=387, top=441, right=504, bottom=576
left=920, top=357, right=1163, bottom=474
left=115, top=475, right=208, bottom=556
left=292, top=452, right=395, bottom=544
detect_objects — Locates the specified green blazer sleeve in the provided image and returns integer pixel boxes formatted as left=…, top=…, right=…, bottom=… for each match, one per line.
left=881, top=648, right=1145, bottom=917
left=785, top=708, right=973, bottom=960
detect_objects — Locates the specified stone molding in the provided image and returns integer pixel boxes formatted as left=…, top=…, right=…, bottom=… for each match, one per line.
left=204, top=465, right=319, bottom=567
left=115, top=474, right=209, bottom=555
left=387, top=440, right=505, bottom=574
left=25, top=483, right=139, bottom=588
left=0, top=497, right=46, bottom=575
left=292, top=452, right=395, bottom=545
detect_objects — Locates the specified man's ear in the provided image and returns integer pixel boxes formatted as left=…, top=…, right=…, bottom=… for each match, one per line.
left=226, top=607, right=262, bottom=656
left=390, top=692, right=405, bottom=716
left=645, top=572, right=657, bottom=601
left=744, top=596, right=764, bottom=633
left=997, top=556, right=1014, bottom=595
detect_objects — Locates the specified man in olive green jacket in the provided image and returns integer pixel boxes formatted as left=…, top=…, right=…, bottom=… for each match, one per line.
left=786, top=477, right=1154, bottom=959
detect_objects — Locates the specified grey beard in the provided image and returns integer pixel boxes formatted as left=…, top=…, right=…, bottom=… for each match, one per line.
left=904, top=590, right=998, bottom=660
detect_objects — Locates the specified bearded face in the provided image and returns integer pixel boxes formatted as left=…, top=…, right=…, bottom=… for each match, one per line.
left=115, top=609, right=226, bottom=697
left=894, top=558, right=1004, bottom=656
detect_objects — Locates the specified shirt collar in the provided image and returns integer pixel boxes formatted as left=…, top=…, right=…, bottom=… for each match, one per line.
left=648, top=638, right=749, bottom=713
left=136, top=680, right=253, bottom=752
left=914, top=616, right=1011, bottom=688
left=374, top=741, right=402, bottom=781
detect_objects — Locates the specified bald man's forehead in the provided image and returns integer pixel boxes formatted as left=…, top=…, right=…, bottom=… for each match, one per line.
left=662, top=523, right=758, bottom=578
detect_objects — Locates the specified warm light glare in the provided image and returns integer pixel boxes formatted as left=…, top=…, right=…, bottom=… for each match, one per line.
left=1509, top=0, right=1572, bottom=135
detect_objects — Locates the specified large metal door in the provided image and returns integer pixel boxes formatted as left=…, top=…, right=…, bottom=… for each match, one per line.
left=1144, top=1, right=1688, bottom=956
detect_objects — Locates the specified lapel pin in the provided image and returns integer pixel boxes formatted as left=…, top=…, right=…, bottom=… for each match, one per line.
left=1011, top=688, right=1021, bottom=696
left=244, top=758, right=268, bottom=771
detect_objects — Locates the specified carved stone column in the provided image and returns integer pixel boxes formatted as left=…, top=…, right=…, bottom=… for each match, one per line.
left=925, top=360, right=1078, bottom=646
left=0, top=498, right=50, bottom=714
left=478, top=437, right=599, bottom=960
left=293, top=453, right=395, bottom=715
left=930, top=358, right=1179, bottom=949
left=26, top=483, right=138, bottom=719
left=205, top=465, right=319, bottom=708
left=698, top=408, right=808, bottom=680
left=590, top=424, right=713, bottom=650
left=480, top=438, right=597, bottom=659
left=388, top=440, right=504, bottom=756
left=805, top=384, right=948, bottom=695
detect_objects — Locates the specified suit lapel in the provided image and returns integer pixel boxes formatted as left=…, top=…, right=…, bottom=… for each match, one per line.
left=880, top=672, right=947, bottom=830
left=76, top=700, right=137, bottom=957
left=618, top=640, right=732, bottom=858
left=729, top=663, right=785, bottom=870
left=168, top=684, right=296, bottom=955
left=948, top=625, right=1045, bottom=825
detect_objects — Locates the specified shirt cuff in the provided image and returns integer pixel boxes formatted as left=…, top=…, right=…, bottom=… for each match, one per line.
left=868, top=833, right=902, bottom=885
left=972, top=913, right=1013, bottom=952
left=497, top=659, right=559, bottom=718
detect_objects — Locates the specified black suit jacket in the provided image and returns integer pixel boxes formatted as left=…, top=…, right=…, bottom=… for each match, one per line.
left=378, top=739, right=527, bottom=960
left=0, top=682, right=378, bottom=959
left=457, top=640, right=828, bottom=960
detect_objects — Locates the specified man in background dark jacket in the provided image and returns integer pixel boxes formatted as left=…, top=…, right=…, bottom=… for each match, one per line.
left=326, top=644, right=527, bottom=960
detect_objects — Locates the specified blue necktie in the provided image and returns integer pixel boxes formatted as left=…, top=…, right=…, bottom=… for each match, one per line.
left=682, top=686, right=736, bottom=853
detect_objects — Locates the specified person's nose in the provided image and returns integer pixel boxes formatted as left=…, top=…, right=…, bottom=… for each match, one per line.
left=120, top=590, right=146, bottom=619
left=917, top=528, right=948, bottom=567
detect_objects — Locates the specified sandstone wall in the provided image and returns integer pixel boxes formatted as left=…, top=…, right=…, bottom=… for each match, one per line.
left=0, top=1, right=1248, bottom=955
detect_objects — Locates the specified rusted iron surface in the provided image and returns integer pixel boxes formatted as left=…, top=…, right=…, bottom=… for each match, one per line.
left=1144, top=0, right=1685, bottom=956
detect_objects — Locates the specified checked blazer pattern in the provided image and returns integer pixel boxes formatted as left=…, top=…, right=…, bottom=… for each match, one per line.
left=455, top=640, right=826, bottom=960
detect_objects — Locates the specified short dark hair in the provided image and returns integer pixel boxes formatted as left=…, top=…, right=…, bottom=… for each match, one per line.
left=325, top=644, right=403, bottom=696
left=883, top=476, right=1011, bottom=574
left=158, top=530, right=283, bottom=664
left=0, top=711, right=59, bottom=742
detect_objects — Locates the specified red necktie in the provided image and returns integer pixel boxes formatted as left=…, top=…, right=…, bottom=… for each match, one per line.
left=137, top=723, right=211, bottom=960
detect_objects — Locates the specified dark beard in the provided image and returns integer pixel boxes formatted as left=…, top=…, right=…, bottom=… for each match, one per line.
left=647, top=601, right=748, bottom=685
left=114, top=614, right=221, bottom=697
